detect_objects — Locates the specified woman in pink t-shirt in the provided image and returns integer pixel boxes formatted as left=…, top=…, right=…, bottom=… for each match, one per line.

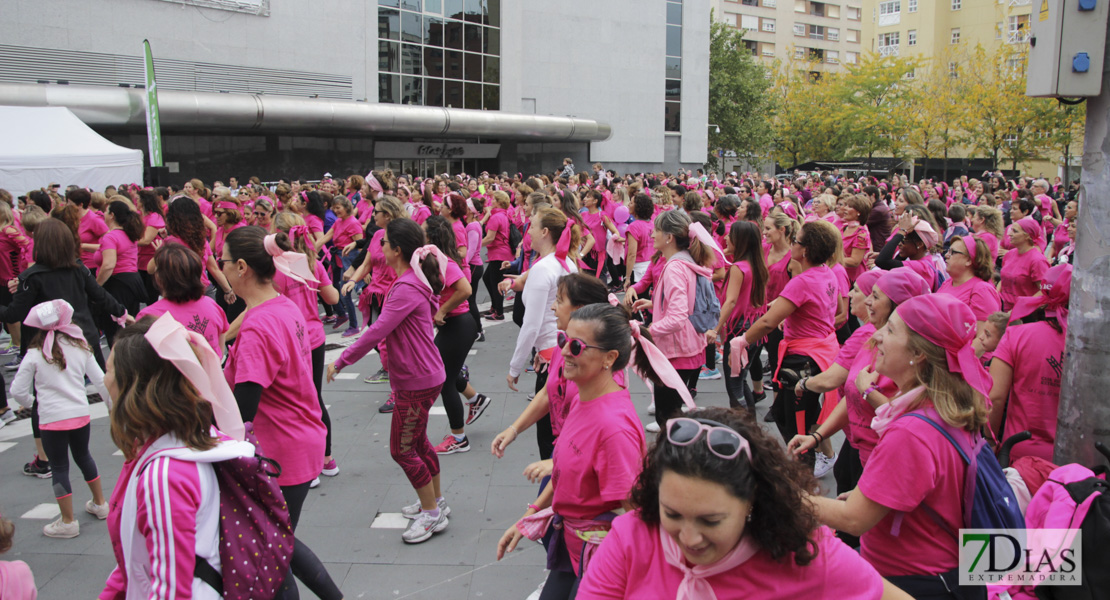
left=839, top=194, right=872, bottom=284
left=811, top=294, right=994, bottom=598
left=735, top=221, right=840, bottom=455
left=707, top=221, right=768, bottom=410
left=938, top=236, right=1001, bottom=331
left=622, top=194, right=655, bottom=284
left=498, top=304, right=663, bottom=597
left=318, top=196, right=364, bottom=337
left=220, top=226, right=328, bottom=544
left=137, top=243, right=229, bottom=359
left=211, top=196, right=250, bottom=322
left=999, top=218, right=1050, bottom=311
left=577, top=407, right=903, bottom=600
left=135, top=189, right=166, bottom=305
left=989, top=264, right=1071, bottom=462
left=759, top=212, right=799, bottom=408
left=480, top=191, right=515, bottom=321
left=96, top=201, right=146, bottom=347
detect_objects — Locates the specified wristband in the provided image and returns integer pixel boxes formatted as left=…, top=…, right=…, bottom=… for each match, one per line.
left=863, top=384, right=879, bottom=398
left=527, top=503, right=540, bottom=512
left=811, top=431, right=824, bottom=444
left=799, top=377, right=809, bottom=392
left=508, top=424, right=520, bottom=436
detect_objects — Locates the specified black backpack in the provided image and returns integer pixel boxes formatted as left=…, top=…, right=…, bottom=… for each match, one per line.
left=508, top=221, right=523, bottom=253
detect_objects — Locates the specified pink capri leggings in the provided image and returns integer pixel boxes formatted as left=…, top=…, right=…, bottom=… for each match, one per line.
left=390, top=386, right=441, bottom=489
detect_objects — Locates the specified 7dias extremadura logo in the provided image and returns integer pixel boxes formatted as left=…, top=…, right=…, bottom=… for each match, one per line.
left=960, top=529, right=1082, bottom=586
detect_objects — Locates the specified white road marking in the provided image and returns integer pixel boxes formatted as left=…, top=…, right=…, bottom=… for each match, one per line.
left=370, top=513, right=410, bottom=529
left=21, top=503, right=61, bottom=520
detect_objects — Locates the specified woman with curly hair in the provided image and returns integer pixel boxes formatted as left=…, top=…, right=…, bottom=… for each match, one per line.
left=577, top=406, right=904, bottom=599
left=158, top=198, right=235, bottom=304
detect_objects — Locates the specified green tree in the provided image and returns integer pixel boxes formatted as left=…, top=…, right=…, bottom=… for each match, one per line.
left=834, top=52, right=920, bottom=173
left=958, top=44, right=1035, bottom=171
left=707, top=15, right=775, bottom=170
left=1038, top=100, right=1086, bottom=180
left=768, top=56, right=852, bottom=168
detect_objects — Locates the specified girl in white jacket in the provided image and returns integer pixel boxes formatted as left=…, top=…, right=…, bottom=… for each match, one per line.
left=11, top=300, right=111, bottom=539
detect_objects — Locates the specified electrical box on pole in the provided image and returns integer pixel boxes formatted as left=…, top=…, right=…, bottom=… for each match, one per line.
left=1026, top=0, right=1110, bottom=97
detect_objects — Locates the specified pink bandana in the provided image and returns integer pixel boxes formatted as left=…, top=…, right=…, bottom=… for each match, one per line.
left=216, top=201, right=238, bottom=212
left=145, top=312, right=245, bottom=441
left=688, top=222, right=726, bottom=264
left=1009, top=264, right=1071, bottom=337
left=876, top=267, right=931, bottom=305
left=960, top=235, right=978, bottom=262
left=855, top=269, right=883, bottom=296
left=366, top=173, right=384, bottom=195
left=1013, top=217, right=1046, bottom=251
left=554, top=224, right=573, bottom=272
left=897, top=294, right=992, bottom=401
left=263, top=234, right=319, bottom=288
left=909, top=215, right=939, bottom=248
left=409, top=244, right=450, bottom=293
left=24, top=300, right=84, bottom=357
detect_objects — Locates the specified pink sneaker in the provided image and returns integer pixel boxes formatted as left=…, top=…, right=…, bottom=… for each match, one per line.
left=341, top=327, right=360, bottom=338
left=321, top=459, right=339, bottom=477
left=433, top=434, right=470, bottom=455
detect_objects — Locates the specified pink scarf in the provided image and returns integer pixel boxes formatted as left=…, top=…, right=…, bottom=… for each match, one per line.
left=871, top=385, right=927, bottom=437
left=409, top=244, right=450, bottom=292
left=631, top=320, right=695, bottom=410
left=660, top=525, right=760, bottom=600
left=263, top=233, right=319, bottom=288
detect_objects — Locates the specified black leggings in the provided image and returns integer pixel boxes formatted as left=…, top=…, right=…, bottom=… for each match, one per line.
left=482, top=259, right=506, bottom=314
left=772, top=354, right=822, bottom=464
left=311, top=344, right=333, bottom=457
left=40, top=424, right=98, bottom=499
left=30, top=342, right=104, bottom=444
left=467, top=264, right=484, bottom=333
left=278, top=482, right=343, bottom=600
left=654, top=368, right=700, bottom=428
left=834, top=437, right=863, bottom=549
left=723, top=328, right=763, bottom=410
left=534, top=369, right=554, bottom=460
left=434, top=313, right=477, bottom=431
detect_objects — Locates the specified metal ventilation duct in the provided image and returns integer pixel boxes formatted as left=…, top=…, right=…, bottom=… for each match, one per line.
left=0, top=82, right=612, bottom=141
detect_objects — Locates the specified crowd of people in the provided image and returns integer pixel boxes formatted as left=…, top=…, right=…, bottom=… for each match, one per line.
left=0, top=164, right=1081, bottom=599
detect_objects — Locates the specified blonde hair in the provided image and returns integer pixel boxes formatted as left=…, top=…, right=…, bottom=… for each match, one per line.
left=375, top=196, right=407, bottom=221
left=768, top=211, right=800, bottom=242
left=809, top=219, right=844, bottom=267
left=536, top=207, right=581, bottom=261
left=904, top=328, right=990, bottom=432
left=975, top=206, right=1005, bottom=239
left=492, top=190, right=511, bottom=209
left=273, top=212, right=315, bottom=255
left=0, top=202, right=13, bottom=228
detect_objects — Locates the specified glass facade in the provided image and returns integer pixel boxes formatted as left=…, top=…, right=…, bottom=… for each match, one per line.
left=665, top=0, right=682, bottom=132
left=378, top=0, right=500, bottom=109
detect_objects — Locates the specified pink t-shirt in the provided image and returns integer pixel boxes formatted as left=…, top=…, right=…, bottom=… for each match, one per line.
left=840, top=223, right=871, bottom=283
left=832, top=263, right=849, bottom=298
left=764, top=249, right=791, bottom=305
left=79, top=210, right=108, bottom=269
left=331, top=216, right=362, bottom=249
left=626, top=220, right=654, bottom=263
left=223, top=295, right=325, bottom=486
left=304, top=214, right=324, bottom=238
left=758, top=193, right=774, bottom=218
left=842, top=341, right=896, bottom=465
left=0, top=560, right=37, bottom=600
left=975, top=231, right=1000, bottom=263
left=485, top=208, right=514, bottom=261
left=411, top=203, right=432, bottom=226
left=438, top=259, right=471, bottom=318
left=137, top=212, right=165, bottom=272
left=546, top=349, right=628, bottom=439
left=582, top=210, right=608, bottom=259
left=138, top=297, right=229, bottom=358
left=366, top=229, right=397, bottom=297
left=98, top=229, right=138, bottom=274
left=273, top=259, right=330, bottom=350
left=212, top=222, right=245, bottom=259
left=999, top=247, right=1049, bottom=310
left=451, top=219, right=467, bottom=252
left=0, top=225, right=28, bottom=281
left=857, top=403, right=968, bottom=577
left=992, top=321, right=1064, bottom=462
left=551, top=387, right=645, bottom=574
left=937, top=276, right=1002, bottom=322
left=163, top=235, right=212, bottom=288
left=465, top=221, right=484, bottom=266
left=195, top=197, right=214, bottom=220
left=579, top=516, right=884, bottom=600
left=778, top=265, right=837, bottom=340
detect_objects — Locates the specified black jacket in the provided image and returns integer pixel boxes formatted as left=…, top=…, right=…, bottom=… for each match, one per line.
left=0, top=264, right=125, bottom=347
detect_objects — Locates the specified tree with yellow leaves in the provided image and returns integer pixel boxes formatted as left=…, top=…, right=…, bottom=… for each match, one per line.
left=833, top=52, right=920, bottom=172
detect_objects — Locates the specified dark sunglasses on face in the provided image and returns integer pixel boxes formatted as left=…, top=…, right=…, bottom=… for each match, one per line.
left=556, top=331, right=606, bottom=357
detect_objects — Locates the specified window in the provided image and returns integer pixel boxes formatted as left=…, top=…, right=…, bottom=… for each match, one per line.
left=847, top=5, right=861, bottom=20
left=743, top=39, right=758, bottom=54
left=810, top=1, right=825, bottom=16
left=795, top=0, right=806, bottom=12
left=846, top=51, right=859, bottom=64
left=948, top=61, right=958, bottom=77
left=762, top=42, right=776, bottom=56
left=1008, top=14, right=1030, bottom=43
left=762, top=18, right=776, bottom=32
left=908, top=29, right=916, bottom=45
left=908, top=0, right=917, bottom=11
left=665, top=0, right=682, bottom=132
left=742, top=0, right=759, bottom=4
left=827, top=50, right=839, bottom=63
left=794, top=46, right=806, bottom=59
left=951, top=0, right=961, bottom=8
left=996, top=22, right=1003, bottom=39
left=827, top=28, right=839, bottom=40
left=847, top=29, right=859, bottom=42
left=905, top=68, right=915, bottom=79
left=878, top=0, right=900, bottom=25
left=763, top=0, right=777, bottom=6
left=809, top=24, right=824, bottom=39
left=828, top=5, right=841, bottom=18
left=793, top=22, right=805, bottom=36
left=878, top=31, right=899, bottom=56
left=378, top=0, right=500, bottom=109
left=741, top=14, right=759, bottom=29
left=951, top=28, right=960, bottom=44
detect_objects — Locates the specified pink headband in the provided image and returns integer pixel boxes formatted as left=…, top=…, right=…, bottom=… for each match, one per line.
left=630, top=321, right=695, bottom=410
left=959, top=235, right=978, bottom=262
left=909, top=215, right=939, bottom=248
left=1013, top=217, right=1046, bottom=250
left=410, top=244, right=450, bottom=293
left=1010, top=264, right=1071, bottom=337
left=777, top=201, right=798, bottom=220
left=263, top=234, right=319, bottom=288
left=216, top=201, right=238, bottom=212
left=555, top=223, right=573, bottom=272
left=897, top=294, right=992, bottom=401
left=876, top=267, right=931, bottom=305
left=855, top=269, right=883, bottom=296
left=366, top=174, right=384, bottom=194
left=145, top=312, right=245, bottom=441
left=24, top=300, right=84, bottom=358
left=287, top=225, right=311, bottom=246
left=688, top=221, right=726, bottom=264
left=465, top=198, right=477, bottom=214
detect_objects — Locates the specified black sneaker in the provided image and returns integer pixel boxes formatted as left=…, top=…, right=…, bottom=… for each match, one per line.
left=476, top=331, right=485, bottom=343
left=465, top=394, right=491, bottom=426
left=23, top=456, right=52, bottom=479
left=378, top=394, right=396, bottom=413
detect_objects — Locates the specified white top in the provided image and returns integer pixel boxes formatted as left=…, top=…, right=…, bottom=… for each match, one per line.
left=508, top=252, right=578, bottom=377
left=11, top=340, right=110, bottom=425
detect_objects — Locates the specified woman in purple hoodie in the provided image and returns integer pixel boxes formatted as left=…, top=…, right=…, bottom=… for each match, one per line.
left=327, top=218, right=449, bottom=545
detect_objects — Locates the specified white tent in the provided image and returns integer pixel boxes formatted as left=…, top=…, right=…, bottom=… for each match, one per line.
left=0, top=106, right=144, bottom=196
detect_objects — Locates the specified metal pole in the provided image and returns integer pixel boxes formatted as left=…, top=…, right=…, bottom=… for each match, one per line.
left=1054, top=15, right=1110, bottom=467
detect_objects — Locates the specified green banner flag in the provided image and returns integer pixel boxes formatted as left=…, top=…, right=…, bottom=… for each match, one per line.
left=143, top=39, right=163, bottom=168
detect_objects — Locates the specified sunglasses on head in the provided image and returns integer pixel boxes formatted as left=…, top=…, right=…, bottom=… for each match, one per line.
left=556, top=331, right=605, bottom=357
left=666, top=417, right=751, bottom=461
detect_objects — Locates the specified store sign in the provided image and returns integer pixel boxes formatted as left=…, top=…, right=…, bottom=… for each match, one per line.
left=374, top=142, right=501, bottom=160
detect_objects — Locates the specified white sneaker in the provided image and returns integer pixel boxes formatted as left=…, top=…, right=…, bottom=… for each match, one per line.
left=645, top=421, right=661, bottom=433
left=401, top=497, right=451, bottom=519
left=526, top=579, right=547, bottom=600
left=814, top=451, right=838, bottom=478
left=85, top=500, right=109, bottom=520
left=401, top=509, right=449, bottom=543
left=309, top=477, right=321, bottom=489
left=0, top=409, right=15, bottom=424
left=647, top=402, right=655, bottom=416
left=43, top=517, right=79, bottom=539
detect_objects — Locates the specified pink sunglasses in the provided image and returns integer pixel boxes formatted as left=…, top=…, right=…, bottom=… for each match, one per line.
left=666, top=417, right=751, bottom=461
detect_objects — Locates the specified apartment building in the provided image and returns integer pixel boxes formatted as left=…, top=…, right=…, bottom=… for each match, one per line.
left=714, top=0, right=866, bottom=70
left=861, top=0, right=1035, bottom=77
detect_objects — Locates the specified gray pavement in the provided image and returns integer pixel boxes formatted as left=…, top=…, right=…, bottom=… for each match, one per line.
left=0, top=292, right=838, bottom=599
